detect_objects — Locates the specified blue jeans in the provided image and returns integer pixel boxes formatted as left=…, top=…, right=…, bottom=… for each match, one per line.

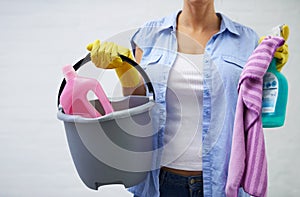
left=133, top=169, right=203, bottom=197
left=159, top=168, right=203, bottom=197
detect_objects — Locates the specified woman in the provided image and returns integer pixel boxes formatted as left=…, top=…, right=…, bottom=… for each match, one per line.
left=87, top=0, right=288, bottom=196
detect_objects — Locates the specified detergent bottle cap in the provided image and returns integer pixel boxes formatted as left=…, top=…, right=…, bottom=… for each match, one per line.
left=62, top=64, right=77, bottom=80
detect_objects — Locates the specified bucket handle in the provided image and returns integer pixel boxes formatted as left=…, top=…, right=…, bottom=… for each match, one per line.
left=57, top=53, right=155, bottom=107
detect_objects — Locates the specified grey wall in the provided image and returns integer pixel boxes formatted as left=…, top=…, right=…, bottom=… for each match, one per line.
left=0, top=0, right=299, bottom=196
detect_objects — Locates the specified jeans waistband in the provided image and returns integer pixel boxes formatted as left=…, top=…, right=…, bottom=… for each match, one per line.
left=160, top=168, right=203, bottom=187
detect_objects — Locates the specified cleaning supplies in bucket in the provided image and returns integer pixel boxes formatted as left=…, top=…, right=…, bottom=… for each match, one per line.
left=57, top=54, right=157, bottom=189
left=60, top=64, right=114, bottom=118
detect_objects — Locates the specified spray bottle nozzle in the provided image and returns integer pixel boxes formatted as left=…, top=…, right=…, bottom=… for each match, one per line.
left=271, top=24, right=289, bottom=41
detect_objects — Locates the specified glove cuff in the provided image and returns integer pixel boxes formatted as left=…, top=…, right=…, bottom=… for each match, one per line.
left=115, top=62, right=141, bottom=88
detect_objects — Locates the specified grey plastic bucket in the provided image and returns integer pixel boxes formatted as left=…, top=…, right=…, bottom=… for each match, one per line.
left=57, top=54, right=157, bottom=190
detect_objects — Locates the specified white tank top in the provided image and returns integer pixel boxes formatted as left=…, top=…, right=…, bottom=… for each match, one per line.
left=161, top=52, right=203, bottom=171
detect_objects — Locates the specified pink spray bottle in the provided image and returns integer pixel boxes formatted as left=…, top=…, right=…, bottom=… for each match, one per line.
left=60, top=64, right=114, bottom=118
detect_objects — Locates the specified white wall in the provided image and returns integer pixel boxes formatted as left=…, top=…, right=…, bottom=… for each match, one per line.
left=0, top=0, right=299, bottom=196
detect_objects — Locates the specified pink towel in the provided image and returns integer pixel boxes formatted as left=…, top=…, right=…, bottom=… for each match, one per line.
left=226, top=36, right=285, bottom=197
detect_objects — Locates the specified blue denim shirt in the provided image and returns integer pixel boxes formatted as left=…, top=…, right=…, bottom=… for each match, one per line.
left=128, top=11, right=259, bottom=197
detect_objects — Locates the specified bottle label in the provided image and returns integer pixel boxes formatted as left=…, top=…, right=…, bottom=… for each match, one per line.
left=262, top=72, right=278, bottom=113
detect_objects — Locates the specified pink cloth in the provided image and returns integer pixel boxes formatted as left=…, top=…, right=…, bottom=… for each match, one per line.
left=225, top=36, right=285, bottom=197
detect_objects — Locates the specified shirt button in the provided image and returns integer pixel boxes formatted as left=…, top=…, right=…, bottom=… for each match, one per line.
left=204, top=73, right=210, bottom=78
left=203, top=55, right=209, bottom=64
left=204, top=90, right=210, bottom=97
left=204, top=110, right=209, bottom=116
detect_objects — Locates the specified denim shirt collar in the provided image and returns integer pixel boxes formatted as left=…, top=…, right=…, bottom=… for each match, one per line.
left=218, top=13, right=240, bottom=36
left=160, top=10, right=240, bottom=36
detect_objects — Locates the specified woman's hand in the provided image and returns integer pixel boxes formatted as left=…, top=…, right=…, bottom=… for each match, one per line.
left=274, top=24, right=289, bottom=71
left=86, top=40, right=141, bottom=88
left=86, top=40, right=134, bottom=69
left=259, top=24, right=290, bottom=71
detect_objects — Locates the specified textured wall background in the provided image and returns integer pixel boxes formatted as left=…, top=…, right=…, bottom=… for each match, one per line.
left=0, top=0, right=299, bottom=196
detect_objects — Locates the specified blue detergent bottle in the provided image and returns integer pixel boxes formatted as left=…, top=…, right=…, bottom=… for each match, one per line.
left=262, top=58, right=288, bottom=128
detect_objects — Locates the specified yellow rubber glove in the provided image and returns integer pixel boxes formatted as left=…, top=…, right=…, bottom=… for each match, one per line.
left=259, top=25, right=289, bottom=71
left=274, top=24, right=289, bottom=71
left=86, top=40, right=140, bottom=88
